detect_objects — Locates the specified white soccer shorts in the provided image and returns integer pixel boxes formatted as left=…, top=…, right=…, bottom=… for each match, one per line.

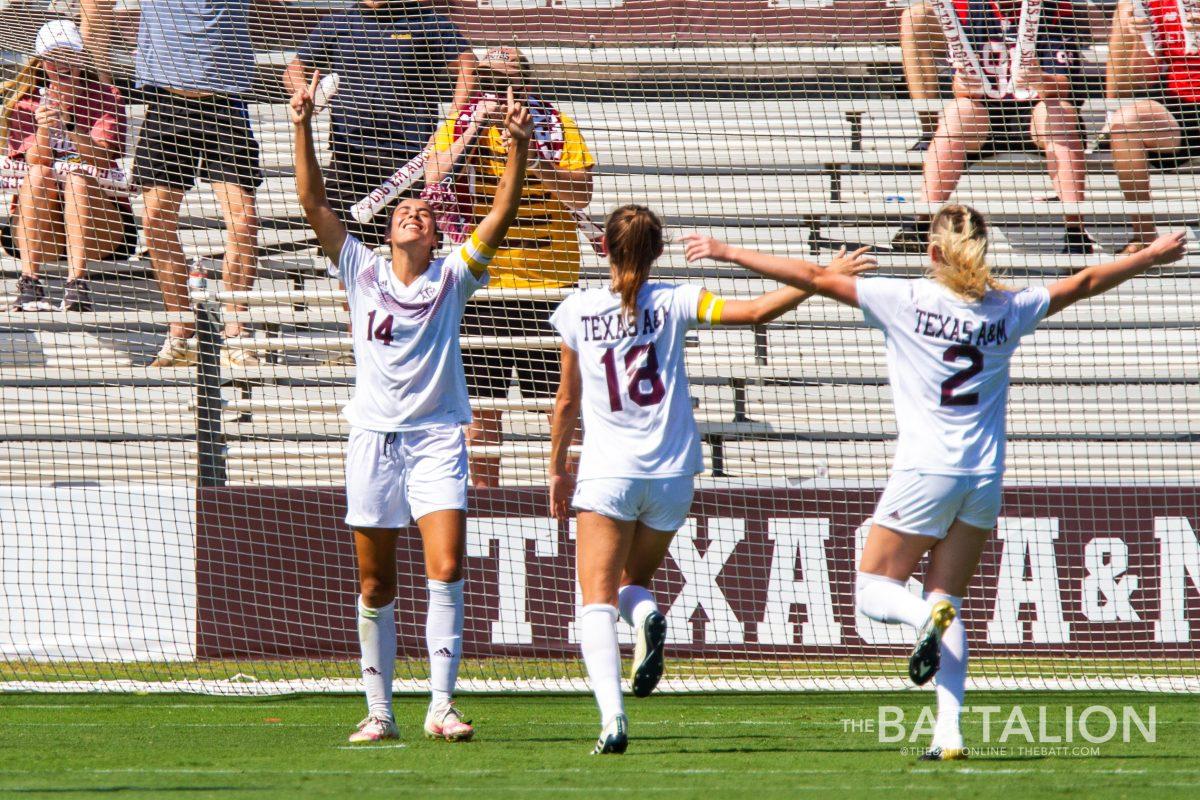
left=871, top=469, right=1003, bottom=540
left=344, top=424, right=468, bottom=529
left=572, top=475, right=695, bottom=532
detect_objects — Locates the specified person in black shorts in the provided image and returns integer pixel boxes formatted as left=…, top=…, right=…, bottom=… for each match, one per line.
left=1106, top=5, right=1200, bottom=253
left=134, top=0, right=263, bottom=368
left=892, top=0, right=1093, bottom=255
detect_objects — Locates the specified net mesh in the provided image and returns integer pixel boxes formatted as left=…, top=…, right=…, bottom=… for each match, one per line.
left=0, top=0, right=1198, bottom=694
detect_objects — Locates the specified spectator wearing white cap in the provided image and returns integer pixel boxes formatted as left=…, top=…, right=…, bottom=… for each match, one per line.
left=1, top=18, right=133, bottom=311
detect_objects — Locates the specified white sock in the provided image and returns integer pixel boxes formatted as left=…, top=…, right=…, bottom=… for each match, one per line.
left=617, top=584, right=658, bottom=628
left=578, top=604, right=624, bottom=725
left=927, top=592, right=966, bottom=750
left=427, top=578, right=464, bottom=708
left=855, top=572, right=930, bottom=629
left=357, top=597, right=396, bottom=720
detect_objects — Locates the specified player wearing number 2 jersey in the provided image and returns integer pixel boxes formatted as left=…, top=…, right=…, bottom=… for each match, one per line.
left=550, top=205, right=877, bottom=755
left=684, top=204, right=1188, bottom=762
left=294, top=75, right=532, bottom=744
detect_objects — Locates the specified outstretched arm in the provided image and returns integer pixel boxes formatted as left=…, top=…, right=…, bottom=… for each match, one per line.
left=549, top=344, right=582, bottom=520
left=291, top=71, right=347, bottom=264
left=472, top=87, right=532, bottom=261
left=683, top=236, right=877, bottom=309
left=711, top=248, right=879, bottom=324
left=1046, top=231, right=1187, bottom=316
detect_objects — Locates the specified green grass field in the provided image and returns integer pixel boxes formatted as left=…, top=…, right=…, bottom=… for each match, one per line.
left=0, top=692, right=1195, bottom=798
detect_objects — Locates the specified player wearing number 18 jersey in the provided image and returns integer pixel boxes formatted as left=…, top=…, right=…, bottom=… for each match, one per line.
left=550, top=205, right=877, bottom=754
left=684, top=204, right=1188, bottom=761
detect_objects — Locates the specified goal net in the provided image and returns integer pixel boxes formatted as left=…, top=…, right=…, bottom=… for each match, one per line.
left=0, top=0, right=1197, bottom=694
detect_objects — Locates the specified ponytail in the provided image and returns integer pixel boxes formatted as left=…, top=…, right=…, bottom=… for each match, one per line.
left=0, top=59, right=43, bottom=151
left=605, top=204, right=664, bottom=322
left=927, top=204, right=1006, bottom=302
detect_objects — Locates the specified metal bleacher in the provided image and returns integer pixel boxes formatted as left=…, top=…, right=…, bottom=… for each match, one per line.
left=1, top=39, right=1198, bottom=489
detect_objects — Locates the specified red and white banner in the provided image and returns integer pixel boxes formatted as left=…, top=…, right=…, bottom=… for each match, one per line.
left=194, top=486, right=1200, bottom=660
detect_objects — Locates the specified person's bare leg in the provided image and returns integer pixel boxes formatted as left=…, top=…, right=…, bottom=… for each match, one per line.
left=577, top=511, right=636, bottom=730
left=1109, top=100, right=1180, bottom=245
left=923, top=98, right=990, bottom=202
left=1033, top=100, right=1087, bottom=230
left=62, top=174, right=125, bottom=281
left=901, top=2, right=948, bottom=138
left=858, top=523, right=938, bottom=582
left=211, top=181, right=259, bottom=339
left=467, top=409, right=503, bottom=489
left=15, top=164, right=64, bottom=279
left=142, top=185, right=192, bottom=339
left=79, top=0, right=116, bottom=82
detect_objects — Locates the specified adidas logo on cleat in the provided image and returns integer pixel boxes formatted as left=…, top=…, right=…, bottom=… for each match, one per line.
left=362, top=666, right=381, bottom=676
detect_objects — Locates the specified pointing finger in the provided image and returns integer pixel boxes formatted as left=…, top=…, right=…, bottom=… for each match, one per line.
left=308, top=70, right=321, bottom=98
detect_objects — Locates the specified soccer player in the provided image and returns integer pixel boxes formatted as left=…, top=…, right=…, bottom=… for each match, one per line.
left=549, top=205, right=877, bottom=755
left=1106, top=2, right=1200, bottom=252
left=892, top=0, right=1094, bottom=254
left=683, top=205, right=1187, bottom=760
left=292, top=73, right=532, bottom=743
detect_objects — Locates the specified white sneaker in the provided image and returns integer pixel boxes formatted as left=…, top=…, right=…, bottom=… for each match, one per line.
left=592, top=714, right=628, bottom=755
left=221, top=345, right=261, bottom=369
left=149, top=336, right=196, bottom=368
left=347, top=715, right=399, bottom=743
left=424, top=701, right=475, bottom=742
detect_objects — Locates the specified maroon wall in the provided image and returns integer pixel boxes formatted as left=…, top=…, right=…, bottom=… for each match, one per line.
left=195, top=486, right=1200, bottom=661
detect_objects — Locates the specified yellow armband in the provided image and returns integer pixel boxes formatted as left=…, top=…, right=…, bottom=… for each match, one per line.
left=697, top=289, right=726, bottom=325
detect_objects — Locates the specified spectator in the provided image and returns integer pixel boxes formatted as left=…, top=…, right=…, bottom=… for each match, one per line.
left=133, top=0, right=262, bottom=367
left=2, top=19, right=134, bottom=312
left=1107, top=2, right=1200, bottom=252
left=426, top=46, right=595, bottom=488
left=283, top=0, right=475, bottom=248
left=900, top=3, right=948, bottom=150
left=891, top=0, right=1095, bottom=255
left=1105, top=1, right=1160, bottom=100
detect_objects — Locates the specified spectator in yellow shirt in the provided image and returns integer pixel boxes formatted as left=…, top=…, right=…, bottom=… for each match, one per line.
left=427, top=46, right=595, bottom=488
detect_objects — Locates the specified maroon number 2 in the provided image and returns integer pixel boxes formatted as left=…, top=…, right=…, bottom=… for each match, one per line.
left=601, top=344, right=667, bottom=412
left=941, top=344, right=983, bottom=406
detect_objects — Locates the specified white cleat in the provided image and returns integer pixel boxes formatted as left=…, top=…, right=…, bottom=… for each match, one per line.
left=424, top=701, right=475, bottom=742
left=591, top=714, right=628, bottom=755
left=348, top=715, right=399, bottom=743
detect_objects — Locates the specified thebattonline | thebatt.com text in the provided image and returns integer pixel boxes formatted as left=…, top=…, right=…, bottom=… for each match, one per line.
left=841, top=705, right=1156, bottom=749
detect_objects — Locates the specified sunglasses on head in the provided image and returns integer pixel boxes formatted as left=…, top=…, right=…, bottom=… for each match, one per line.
left=476, top=70, right=517, bottom=99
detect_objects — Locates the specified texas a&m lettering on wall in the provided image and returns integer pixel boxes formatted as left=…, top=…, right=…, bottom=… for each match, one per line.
left=195, top=487, right=1200, bottom=659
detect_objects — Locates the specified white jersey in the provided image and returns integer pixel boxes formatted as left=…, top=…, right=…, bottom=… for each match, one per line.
left=550, top=283, right=707, bottom=480
left=857, top=277, right=1051, bottom=474
left=332, top=233, right=494, bottom=432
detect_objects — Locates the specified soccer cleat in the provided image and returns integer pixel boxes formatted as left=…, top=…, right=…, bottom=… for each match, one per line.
left=918, top=746, right=968, bottom=761
left=59, top=279, right=93, bottom=312
left=424, top=701, right=475, bottom=742
left=909, top=599, right=956, bottom=686
left=150, top=336, right=197, bottom=368
left=9, top=274, right=51, bottom=311
left=630, top=610, right=667, bottom=698
left=348, top=714, right=399, bottom=743
left=591, top=714, right=628, bottom=755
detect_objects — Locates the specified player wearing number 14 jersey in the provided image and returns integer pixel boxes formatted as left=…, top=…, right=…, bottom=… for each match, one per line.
left=549, top=205, right=877, bottom=754
left=293, top=76, right=533, bottom=744
left=684, top=204, right=1187, bottom=761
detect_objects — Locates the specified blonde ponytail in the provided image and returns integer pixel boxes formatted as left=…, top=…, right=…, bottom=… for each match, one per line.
left=927, top=204, right=1006, bottom=302
left=0, top=59, right=44, bottom=151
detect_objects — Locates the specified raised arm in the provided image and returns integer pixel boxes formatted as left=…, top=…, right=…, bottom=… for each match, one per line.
left=683, top=235, right=876, bottom=308
left=712, top=249, right=879, bottom=325
left=1046, top=231, right=1187, bottom=316
left=472, top=87, right=532, bottom=254
left=290, top=71, right=347, bottom=264
left=548, top=344, right=582, bottom=520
